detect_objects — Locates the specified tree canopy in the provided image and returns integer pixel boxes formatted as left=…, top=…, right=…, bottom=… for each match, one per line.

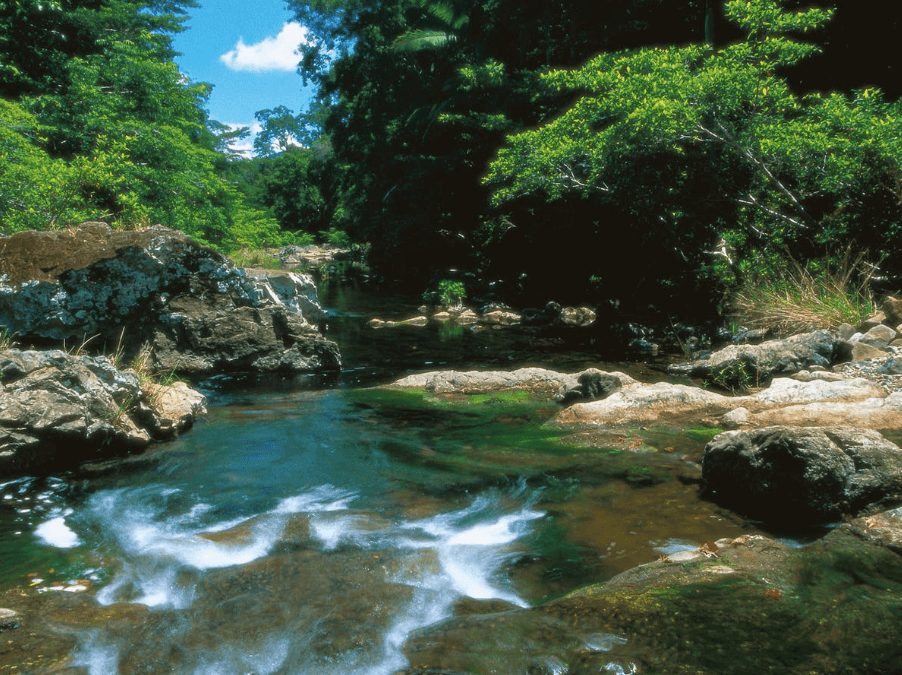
left=0, top=0, right=282, bottom=248
left=4, top=0, right=902, bottom=317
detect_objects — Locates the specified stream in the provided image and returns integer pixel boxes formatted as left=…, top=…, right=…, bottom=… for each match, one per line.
left=0, top=283, right=765, bottom=674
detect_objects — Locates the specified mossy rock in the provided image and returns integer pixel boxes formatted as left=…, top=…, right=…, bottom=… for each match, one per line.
left=402, top=528, right=902, bottom=675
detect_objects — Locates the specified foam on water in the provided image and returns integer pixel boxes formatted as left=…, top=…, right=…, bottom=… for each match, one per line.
left=34, top=510, right=82, bottom=549
left=79, top=480, right=545, bottom=673
left=90, top=484, right=358, bottom=608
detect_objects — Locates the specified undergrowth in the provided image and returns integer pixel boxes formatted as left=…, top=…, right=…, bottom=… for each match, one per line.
left=731, top=249, right=877, bottom=334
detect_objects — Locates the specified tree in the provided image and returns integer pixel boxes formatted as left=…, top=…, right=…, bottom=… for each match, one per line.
left=254, top=106, right=304, bottom=156
left=483, top=0, right=902, bottom=309
left=1, top=0, right=282, bottom=250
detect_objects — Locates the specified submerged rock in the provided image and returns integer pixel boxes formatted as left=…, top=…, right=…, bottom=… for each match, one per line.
left=0, top=608, right=20, bottom=631
left=400, top=529, right=902, bottom=675
left=0, top=223, right=340, bottom=375
left=701, top=426, right=902, bottom=525
left=0, top=348, right=206, bottom=476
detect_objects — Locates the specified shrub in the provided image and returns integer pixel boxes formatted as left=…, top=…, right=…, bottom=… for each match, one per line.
left=731, top=250, right=876, bottom=334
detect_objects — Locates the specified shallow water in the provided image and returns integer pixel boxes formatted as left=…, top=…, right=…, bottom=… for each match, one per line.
left=0, top=284, right=763, bottom=674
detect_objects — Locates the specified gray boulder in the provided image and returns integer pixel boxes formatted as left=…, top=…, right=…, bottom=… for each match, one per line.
left=0, top=349, right=207, bottom=476
left=668, top=329, right=835, bottom=386
left=554, top=368, right=623, bottom=404
left=702, top=426, right=902, bottom=525
left=0, top=223, right=340, bottom=375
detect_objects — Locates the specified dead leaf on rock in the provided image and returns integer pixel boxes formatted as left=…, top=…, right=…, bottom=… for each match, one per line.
left=698, top=541, right=719, bottom=558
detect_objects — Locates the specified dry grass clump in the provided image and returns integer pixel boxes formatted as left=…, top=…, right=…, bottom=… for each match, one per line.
left=731, top=251, right=877, bottom=335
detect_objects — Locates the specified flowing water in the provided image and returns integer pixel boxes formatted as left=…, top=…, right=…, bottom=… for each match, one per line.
left=0, top=283, right=763, bottom=674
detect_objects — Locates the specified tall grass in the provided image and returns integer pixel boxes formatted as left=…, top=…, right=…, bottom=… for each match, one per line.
left=731, top=250, right=877, bottom=335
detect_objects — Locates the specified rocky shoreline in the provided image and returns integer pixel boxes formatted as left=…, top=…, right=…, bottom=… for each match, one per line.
left=3, top=224, right=902, bottom=673
left=0, top=223, right=342, bottom=478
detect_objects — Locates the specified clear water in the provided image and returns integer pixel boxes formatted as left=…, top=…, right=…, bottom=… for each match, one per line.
left=0, top=283, right=756, bottom=674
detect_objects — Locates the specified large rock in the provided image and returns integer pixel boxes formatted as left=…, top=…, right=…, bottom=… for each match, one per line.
left=668, top=329, right=835, bottom=386
left=0, top=223, right=340, bottom=375
left=389, top=367, right=636, bottom=397
left=701, top=426, right=902, bottom=524
left=555, top=381, right=732, bottom=425
left=0, top=349, right=206, bottom=476
left=555, top=376, right=889, bottom=427
left=399, top=528, right=902, bottom=675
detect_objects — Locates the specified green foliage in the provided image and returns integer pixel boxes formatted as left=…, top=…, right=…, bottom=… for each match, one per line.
left=0, top=0, right=277, bottom=251
left=483, top=0, right=902, bottom=306
left=423, top=278, right=467, bottom=306
left=437, top=279, right=466, bottom=306
left=319, top=227, right=351, bottom=248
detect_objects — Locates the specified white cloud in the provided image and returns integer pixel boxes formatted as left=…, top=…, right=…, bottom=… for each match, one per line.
left=220, top=22, right=311, bottom=72
left=221, top=121, right=262, bottom=158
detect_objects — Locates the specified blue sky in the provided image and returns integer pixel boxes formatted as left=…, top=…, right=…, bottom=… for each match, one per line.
left=172, top=1, right=316, bottom=155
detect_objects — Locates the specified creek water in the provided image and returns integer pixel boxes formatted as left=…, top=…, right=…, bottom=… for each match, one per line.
left=0, top=282, right=763, bottom=674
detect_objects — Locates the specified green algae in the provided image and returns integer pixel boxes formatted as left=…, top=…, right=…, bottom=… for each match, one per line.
left=346, top=388, right=690, bottom=483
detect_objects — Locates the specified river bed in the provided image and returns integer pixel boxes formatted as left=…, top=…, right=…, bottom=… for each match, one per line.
left=0, top=285, right=771, bottom=674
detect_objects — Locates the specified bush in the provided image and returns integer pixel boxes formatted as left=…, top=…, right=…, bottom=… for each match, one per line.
left=731, top=251, right=876, bottom=334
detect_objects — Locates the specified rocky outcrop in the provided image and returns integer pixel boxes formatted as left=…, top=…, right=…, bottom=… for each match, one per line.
left=389, top=367, right=636, bottom=397
left=556, top=381, right=732, bottom=425
left=367, top=302, right=598, bottom=332
left=0, top=223, right=340, bottom=375
left=555, top=375, right=891, bottom=428
left=0, top=349, right=206, bottom=476
left=668, top=329, right=835, bottom=386
left=701, top=426, right=902, bottom=524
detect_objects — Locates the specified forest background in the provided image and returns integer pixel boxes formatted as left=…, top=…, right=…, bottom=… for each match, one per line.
left=2, top=0, right=902, bottom=321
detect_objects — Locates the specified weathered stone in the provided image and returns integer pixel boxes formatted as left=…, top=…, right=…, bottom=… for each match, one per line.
left=836, top=322, right=857, bottom=341
left=721, top=407, right=750, bottom=429
left=702, top=426, right=902, bottom=524
left=243, top=268, right=326, bottom=326
left=851, top=341, right=888, bottom=362
left=554, top=369, right=623, bottom=405
left=858, top=323, right=898, bottom=350
left=0, top=608, right=20, bottom=631
left=559, top=306, right=596, bottom=328
left=456, top=309, right=480, bottom=325
left=881, top=296, right=902, bottom=327
left=749, top=377, right=884, bottom=404
left=750, top=391, right=902, bottom=428
left=0, top=349, right=206, bottom=476
left=860, top=311, right=888, bottom=332
left=555, top=382, right=733, bottom=425
left=668, top=329, right=835, bottom=384
left=847, top=506, right=902, bottom=555
left=0, top=224, right=340, bottom=375
left=139, top=381, right=207, bottom=438
left=390, top=367, right=636, bottom=396
left=481, top=309, right=521, bottom=326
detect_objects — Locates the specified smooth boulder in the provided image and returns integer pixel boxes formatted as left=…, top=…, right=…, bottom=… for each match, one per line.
left=701, top=426, right=902, bottom=524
